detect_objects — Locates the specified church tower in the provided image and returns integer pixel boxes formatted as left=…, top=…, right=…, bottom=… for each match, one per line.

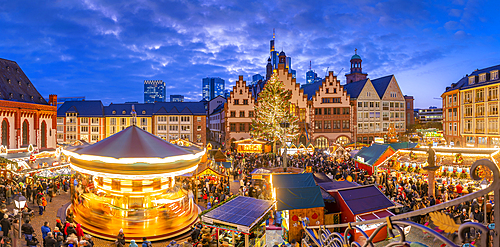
left=345, top=49, right=368, bottom=84
left=278, top=51, right=286, bottom=70
left=266, top=57, right=273, bottom=80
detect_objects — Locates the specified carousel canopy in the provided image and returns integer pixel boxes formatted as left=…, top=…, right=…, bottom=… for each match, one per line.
left=63, top=126, right=204, bottom=178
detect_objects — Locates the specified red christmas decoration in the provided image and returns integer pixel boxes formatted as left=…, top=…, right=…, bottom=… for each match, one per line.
left=312, top=213, right=318, bottom=219
left=292, top=215, right=299, bottom=221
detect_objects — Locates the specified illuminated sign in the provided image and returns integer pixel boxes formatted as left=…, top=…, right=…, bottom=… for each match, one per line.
left=237, top=144, right=262, bottom=153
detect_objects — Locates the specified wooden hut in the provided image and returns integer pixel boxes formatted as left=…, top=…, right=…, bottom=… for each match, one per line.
left=353, top=144, right=395, bottom=175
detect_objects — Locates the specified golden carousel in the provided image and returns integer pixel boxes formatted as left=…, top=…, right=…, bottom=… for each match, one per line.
left=62, top=125, right=205, bottom=241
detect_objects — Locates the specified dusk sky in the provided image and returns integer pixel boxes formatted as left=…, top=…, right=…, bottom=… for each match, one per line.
left=1, top=0, right=499, bottom=108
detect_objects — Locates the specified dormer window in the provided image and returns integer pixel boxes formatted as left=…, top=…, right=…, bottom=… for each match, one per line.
left=112, top=110, right=116, bottom=115
left=479, top=73, right=486, bottom=82
left=122, top=110, right=126, bottom=114
left=492, top=70, right=499, bottom=80
left=9, top=93, right=13, bottom=99
left=469, top=76, right=475, bottom=85
left=20, top=94, right=24, bottom=99
left=30, top=96, right=33, bottom=101
left=7, top=79, right=10, bottom=84
left=18, top=81, right=21, bottom=85
left=142, top=110, right=146, bottom=114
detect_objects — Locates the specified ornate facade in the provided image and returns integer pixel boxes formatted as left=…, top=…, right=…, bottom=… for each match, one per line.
left=0, top=58, right=57, bottom=150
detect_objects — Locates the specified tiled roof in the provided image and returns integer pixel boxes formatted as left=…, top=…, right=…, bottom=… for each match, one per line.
left=354, top=143, right=392, bottom=166
left=104, top=103, right=154, bottom=116
left=343, top=79, right=369, bottom=99
left=0, top=58, right=48, bottom=105
left=371, top=75, right=394, bottom=98
left=300, top=81, right=322, bottom=100
left=57, top=101, right=104, bottom=117
left=153, top=102, right=206, bottom=115
left=210, top=103, right=225, bottom=115
left=460, top=64, right=500, bottom=90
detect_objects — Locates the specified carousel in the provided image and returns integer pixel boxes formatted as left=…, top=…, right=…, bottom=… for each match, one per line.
left=62, top=125, right=205, bottom=241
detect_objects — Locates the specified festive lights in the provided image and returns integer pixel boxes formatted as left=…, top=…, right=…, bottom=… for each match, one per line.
left=62, top=148, right=205, bottom=164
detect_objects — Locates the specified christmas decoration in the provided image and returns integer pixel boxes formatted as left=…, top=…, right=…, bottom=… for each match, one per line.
left=409, top=151, right=417, bottom=160
left=454, top=153, right=464, bottom=164
left=251, top=70, right=299, bottom=148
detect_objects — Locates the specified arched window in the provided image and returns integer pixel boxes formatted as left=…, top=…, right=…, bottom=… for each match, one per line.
left=41, top=121, right=47, bottom=148
left=1, top=120, right=8, bottom=147
left=336, top=136, right=349, bottom=145
left=315, top=137, right=328, bottom=149
left=22, top=120, right=29, bottom=145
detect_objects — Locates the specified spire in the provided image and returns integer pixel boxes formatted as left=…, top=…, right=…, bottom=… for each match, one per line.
left=355, top=48, right=357, bottom=55
left=131, top=105, right=137, bottom=126
left=309, top=61, right=311, bottom=70
left=273, top=28, right=275, bottom=40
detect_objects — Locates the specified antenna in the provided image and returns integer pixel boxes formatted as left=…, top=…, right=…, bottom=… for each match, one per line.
left=310, top=61, right=312, bottom=70
left=273, top=28, right=275, bottom=40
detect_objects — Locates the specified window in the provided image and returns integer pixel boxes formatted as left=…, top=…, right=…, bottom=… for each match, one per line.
left=248, top=111, right=254, bottom=118
left=234, top=99, right=239, bottom=105
left=489, top=103, right=498, bottom=115
left=197, top=126, right=202, bottom=131
left=358, top=102, right=362, bottom=108
left=230, top=111, right=236, bottom=117
left=197, top=117, right=201, bottom=122
left=315, top=121, right=322, bottom=129
left=91, top=127, right=99, bottom=133
left=169, top=125, right=178, bottom=131
left=81, top=118, right=88, bottom=124
left=110, top=118, right=116, bottom=125
left=464, top=105, right=473, bottom=117
left=478, top=137, right=487, bottom=144
left=181, top=116, right=190, bottom=122
left=466, top=136, right=475, bottom=143
left=464, top=120, right=472, bottom=132
left=181, top=125, right=190, bottom=131
left=464, top=91, right=473, bottom=103
left=91, top=118, right=99, bottom=124
left=492, top=70, right=499, bottom=80
left=91, top=135, right=99, bottom=142
left=476, top=104, right=485, bottom=117
left=343, top=108, right=350, bottom=115
left=333, top=120, right=340, bottom=129
left=169, top=116, right=178, bottom=122
left=120, top=118, right=126, bottom=125
left=239, top=111, right=245, bottom=117
left=382, top=102, right=389, bottom=110
left=315, top=108, right=322, bottom=115
left=80, top=126, right=88, bottom=133
left=300, top=108, right=306, bottom=121
left=479, top=73, right=486, bottom=82
left=332, top=98, right=341, bottom=103
left=370, top=102, right=374, bottom=108
left=325, top=108, right=332, bottom=115
left=57, top=118, right=64, bottom=124
left=230, top=123, right=236, bottom=131
left=57, top=126, right=64, bottom=132
left=390, top=102, right=394, bottom=107
left=489, top=87, right=498, bottom=100
left=239, top=123, right=245, bottom=132
left=243, top=99, right=248, bottom=105
left=110, top=126, right=116, bottom=134
left=476, top=89, right=485, bottom=102
left=453, top=108, right=457, bottom=118
left=141, top=118, right=147, bottom=126
left=476, top=119, right=485, bottom=133
left=468, top=76, right=475, bottom=85
left=489, top=119, right=498, bottom=133
left=324, top=121, right=331, bottom=129
left=342, top=120, right=349, bottom=129
left=492, top=137, right=500, bottom=146
left=158, top=125, right=167, bottom=131
left=322, top=98, right=331, bottom=103
left=364, top=102, right=368, bottom=108
left=197, top=134, right=202, bottom=142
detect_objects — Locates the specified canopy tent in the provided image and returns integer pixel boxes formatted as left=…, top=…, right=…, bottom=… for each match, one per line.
left=250, top=168, right=272, bottom=175
left=276, top=187, right=325, bottom=211
left=201, top=196, right=274, bottom=233
left=354, top=144, right=395, bottom=175
left=272, top=173, right=316, bottom=188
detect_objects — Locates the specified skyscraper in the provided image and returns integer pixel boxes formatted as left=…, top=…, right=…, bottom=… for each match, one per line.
left=252, top=74, right=264, bottom=84
left=202, top=77, right=225, bottom=101
left=144, top=80, right=166, bottom=103
left=306, top=61, right=321, bottom=84
left=170, top=95, right=184, bottom=102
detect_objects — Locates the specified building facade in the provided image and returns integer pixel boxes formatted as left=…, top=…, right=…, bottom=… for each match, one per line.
left=170, top=95, right=184, bottom=102
left=417, top=107, right=443, bottom=124
left=0, top=58, right=57, bottom=150
left=202, top=77, right=225, bottom=101
left=442, top=80, right=463, bottom=146
left=57, top=102, right=207, bottom=146
left=404, top=95, right=415, bottom=128
left=144, top=80, right=166, bottom=103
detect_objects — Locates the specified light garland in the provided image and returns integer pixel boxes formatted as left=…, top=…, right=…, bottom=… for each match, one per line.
left=62, top=148, right=205, bottom=164
left=69, top=163, right=198, bottom=180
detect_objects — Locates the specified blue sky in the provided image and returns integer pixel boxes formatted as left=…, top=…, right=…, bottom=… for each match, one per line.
left=1, top=0, right=499, bottom=108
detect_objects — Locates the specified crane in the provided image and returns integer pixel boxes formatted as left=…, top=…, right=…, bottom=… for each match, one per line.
left=336, top=68, right=344, bottom=77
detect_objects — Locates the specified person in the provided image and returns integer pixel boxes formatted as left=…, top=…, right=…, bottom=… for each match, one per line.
left=142, top=237, right=152, bottom=247
left=45, top=232, right=57, bottom=247
left=54, top=227, right=64, bottom=245
left=56, top=219, right=64, bottom=234
left=83, top=235, right=94, bottom=247
left=37, top=194, right=44, bottom=215
left=42, top=222, right=51, bottom=246
left=0, top=214, right=10, bottom=237
left=116, top=229, right=125, bottom=246
left=21, top=220, right=35, bottom=245
left=129, top=239, right=138, bottom=247
left=66, top=224, right=77, bottom=238
left=76, top=224, right=84, bottom=241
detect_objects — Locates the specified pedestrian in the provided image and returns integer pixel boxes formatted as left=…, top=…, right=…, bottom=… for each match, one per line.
left=41, top=222, right=51, bottom=246
left=0, top=214, right=10, bottom=237
left=45, top=232, right=57, bottom=247
left=54, top=227, right=64, bottom=245
left=116, top=229, right=125, bottom=247
left=129, top=239, right=138, bottom=247
left=141, top=237, right=152, bottom=247
left=21, top=220, right=34, bottom=241
left=37, top=194, right=44, bottom=215
left=76, top=223, right=84, bottom=241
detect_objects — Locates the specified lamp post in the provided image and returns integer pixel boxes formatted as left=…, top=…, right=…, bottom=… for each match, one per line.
left=280, top=122, right=290, bottom=169
left=13, top=194, right=26, bottom=239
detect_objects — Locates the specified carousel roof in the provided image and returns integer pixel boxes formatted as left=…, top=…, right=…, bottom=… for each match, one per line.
left=74, top=126, right=192, bottom=158
left=64, top=126, right=204, bottom=178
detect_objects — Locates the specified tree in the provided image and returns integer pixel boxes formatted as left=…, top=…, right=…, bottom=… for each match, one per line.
left=250, top=70, right=299, bottom=151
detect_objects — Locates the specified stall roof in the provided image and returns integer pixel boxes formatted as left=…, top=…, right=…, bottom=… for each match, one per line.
left=218, top=162, right=232, bottom=169
left=382, top=142, right=418, bottom=150
left=250, top=168, right=272, bottom=174
left=201, top=196, right=274, bottom=233
left=272, top=173, right=316, bottom=188
left=276, top=186, right=325, bottom=211
left=313, top=173, right=359, bottom=191
left=354, top=144, right=394, bottom=166
left=320, top=188, right=336, bottom=203
left=337, top=185, right=395, bottom=215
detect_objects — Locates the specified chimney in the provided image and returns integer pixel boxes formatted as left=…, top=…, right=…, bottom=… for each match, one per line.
left=48, top=94, right=57, bottom=106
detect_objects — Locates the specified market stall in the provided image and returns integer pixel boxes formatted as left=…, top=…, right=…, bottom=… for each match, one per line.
left=200, top=196, right=274, bottom=247
left=271, top=173, right=325, bottom=243
left=353, top=144, right=396, bottom=175
left=234, top=139, right=271, bottom=153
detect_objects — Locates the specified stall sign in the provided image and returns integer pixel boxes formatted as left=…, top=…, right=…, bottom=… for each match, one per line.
left=357, top=156, right=365, bottom=163
left=237, top=144, right=262, bottom=153
left=197, top=168, right=221, bottom=177
left=374, top=138, right=384, bottom=144
left=252, top=175, right=263, bottom=180
left=237, top=225, right=250, bottom=233
left=201, top=216, right=213, bottom=224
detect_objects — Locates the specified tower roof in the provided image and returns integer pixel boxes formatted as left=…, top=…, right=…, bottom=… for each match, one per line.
left=351, top=54, right=362, bottom=60
left=279, top=51, right=286, bottom=56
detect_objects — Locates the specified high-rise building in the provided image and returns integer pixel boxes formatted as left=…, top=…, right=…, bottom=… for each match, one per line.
left=306, top=61, right=322, bottom=84
left=170, top=95, right=184, bottom=102
left=224, top=89, right=231, bottom=99
left=202, top=77, right=225, bottom=101
left=252, top=74, right=264, bottom=85
left=144, top=80, right=166, bottom=103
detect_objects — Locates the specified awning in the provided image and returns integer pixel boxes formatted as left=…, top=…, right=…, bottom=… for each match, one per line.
left=337, top=185, right=395, bottom=215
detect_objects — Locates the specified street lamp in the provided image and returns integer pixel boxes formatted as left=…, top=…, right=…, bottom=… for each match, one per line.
left=280, top=122, right=290, bottom=169
left=13, top=194, right=26, bottom=239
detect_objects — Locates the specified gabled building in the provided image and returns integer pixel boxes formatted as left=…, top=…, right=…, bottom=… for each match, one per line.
left=225, top=76, right=255, bottom=144
left=0, top=58, right=57, bottom=150
left=105, top=103, right=154, bottom=136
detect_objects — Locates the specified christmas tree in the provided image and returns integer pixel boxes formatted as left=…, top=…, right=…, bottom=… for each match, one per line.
left=251, top=70, right=299, bottom=149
